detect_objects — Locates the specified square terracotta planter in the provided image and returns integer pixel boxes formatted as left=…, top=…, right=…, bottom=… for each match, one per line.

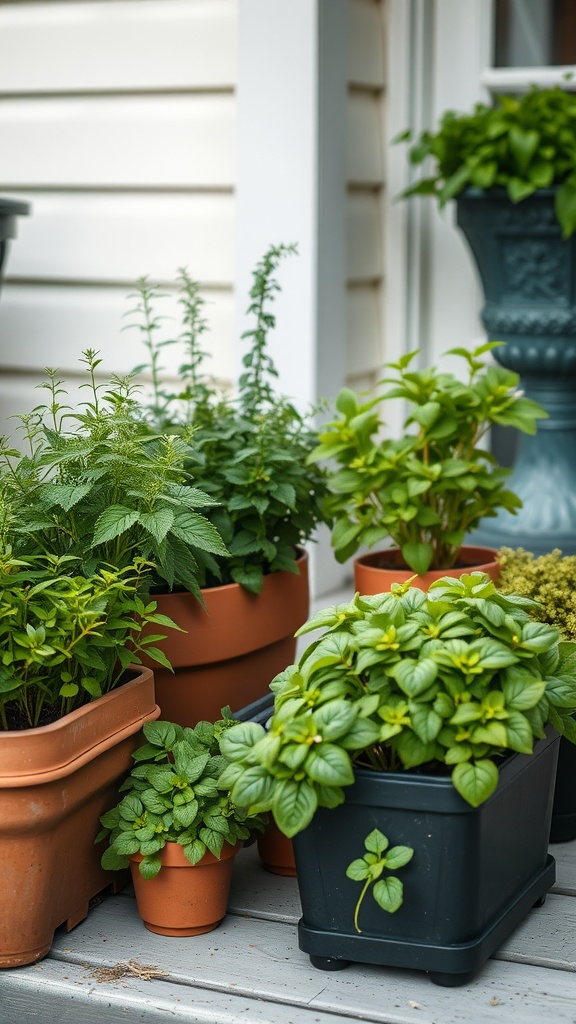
left=0, top=667, right=159, bottom=969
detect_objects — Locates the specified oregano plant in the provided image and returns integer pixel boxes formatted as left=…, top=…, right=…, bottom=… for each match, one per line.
left=98, top=716, right=266, bottom=879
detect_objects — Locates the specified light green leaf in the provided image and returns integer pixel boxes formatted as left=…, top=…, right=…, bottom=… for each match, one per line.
left=373, top=876, right=404, bottom=914
left=452, top=759, right=499, bottom=807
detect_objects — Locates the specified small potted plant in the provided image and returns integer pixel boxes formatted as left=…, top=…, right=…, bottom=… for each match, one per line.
left=98, top=715, right=266, bottom=936
left=497, top=546, right=576, bottom=842
left=0, top=542, right=180, bottom=969
left=218, top=572, right=576, bottom=984
left=126, top=244, right=331, bottom=724
left=308, top=342, right=546, bottom=592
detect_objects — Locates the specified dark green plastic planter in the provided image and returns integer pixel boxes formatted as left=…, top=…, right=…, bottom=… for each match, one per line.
left=550, top=735, right=576, bottom=843
left=293, top=726, right=559, bottom=986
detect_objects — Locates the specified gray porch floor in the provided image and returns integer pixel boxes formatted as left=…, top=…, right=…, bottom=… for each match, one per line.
left=1, top=838, right=575, bottom=1024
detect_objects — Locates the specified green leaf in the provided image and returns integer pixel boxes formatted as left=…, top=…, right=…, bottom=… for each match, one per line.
left=504, top=711, right=534, bottom=754
left=364, top=829, right=389, bottom=855
left=373, top=876, right=404, bottom=914
left=509, top=127, right=540, bottom=174
left=452, top=759, right=499, bottom=807
left=138, top=509, right=175, bottom=545
left=346, top=858, right=371, bottom=881
left=219, top=721, right=266, bottom=762
left=305, top=744, right=355, bottom=787
left=556, top=180, right=576, bottom=238
left=171, top=512, right=229, bottom=556
left=390, top=658, right=438, bottom=698
left=400, top=542, right=433, bottom=575
left=92, top=506, right=140, bottom=547
left=384, top=845, right=414, bottom=870
left=272, top=778, right=318, bottom=838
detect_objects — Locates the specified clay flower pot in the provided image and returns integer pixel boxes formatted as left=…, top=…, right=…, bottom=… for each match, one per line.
left=130, top=841, right=241, bottom=936
left=354, top=545, right=499, bottom=595
left=149, top=549, right=309, bottom=726
left=0, top=667, right=159, bottom=969
left=257, top=820, right=296, bottom=877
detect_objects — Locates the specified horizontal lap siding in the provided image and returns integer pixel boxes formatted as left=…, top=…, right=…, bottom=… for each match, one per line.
left=0, top=0, right=237, bottom=436
left=346, top=0, right=385, bottom=393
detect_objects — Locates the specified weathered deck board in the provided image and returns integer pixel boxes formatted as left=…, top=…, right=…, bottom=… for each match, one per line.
left=1, top=799, right=574, bottom=1023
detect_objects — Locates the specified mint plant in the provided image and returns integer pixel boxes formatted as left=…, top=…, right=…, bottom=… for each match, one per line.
left=218, top=572, right=576, bottom=834
left=98, top=717, right=266, bottom=878
left=128, top=245, right=330, bottom=594
left=346, top=829, right=414, bottom=933
left=0, top=350, right=228, bottom=599
left=398, top=84, right=576, bottom=237
left=308, top=343, right=546, bottom=574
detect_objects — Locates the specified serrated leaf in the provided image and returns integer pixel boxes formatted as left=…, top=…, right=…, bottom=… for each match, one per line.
left=171, top=512, right=229, bottom=556
left=92, top=505, right=140, bottom=547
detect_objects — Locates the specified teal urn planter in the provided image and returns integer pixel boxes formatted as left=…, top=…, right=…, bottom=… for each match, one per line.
left=456, top=188, right=576, bottom=555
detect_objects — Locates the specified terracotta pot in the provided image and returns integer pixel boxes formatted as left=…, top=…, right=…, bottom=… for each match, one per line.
left=354, top=545, right=500, bottom=595
left=0, top=667, right=159, bottom=969
left=130, top=841, right=240, bottom=936
left=257, top=821, right=296, bottom=877
left=149, top=549, right=309, bottom=726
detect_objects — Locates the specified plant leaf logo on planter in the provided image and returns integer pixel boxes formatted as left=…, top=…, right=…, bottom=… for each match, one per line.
left=346, top=829, right=414, bottom=933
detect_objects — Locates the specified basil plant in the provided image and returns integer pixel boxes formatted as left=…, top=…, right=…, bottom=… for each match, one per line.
left=219, top=573, right=576, bottom=837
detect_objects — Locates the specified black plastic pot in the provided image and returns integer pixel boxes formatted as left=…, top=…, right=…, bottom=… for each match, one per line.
left=0, top=199, right=30, bottom=290
left=293, top=727, right=559, bottom=986
left=550, top=735, right=576, bottom=843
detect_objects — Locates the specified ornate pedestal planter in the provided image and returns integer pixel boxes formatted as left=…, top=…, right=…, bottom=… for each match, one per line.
left=456, top=189, right=576, bottom=555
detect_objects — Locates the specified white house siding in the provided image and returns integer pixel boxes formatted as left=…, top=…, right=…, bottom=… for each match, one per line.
left=346, top=0, right=385, bottom=393
left=0, top=0, right=237, bottom=436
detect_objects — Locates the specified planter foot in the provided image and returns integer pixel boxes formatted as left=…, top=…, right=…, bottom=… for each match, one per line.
left=429, top=970, right=476, bottom=988
left=309, top=955, right=350, bottom=972
left=533, top=895, right=546, bottom=909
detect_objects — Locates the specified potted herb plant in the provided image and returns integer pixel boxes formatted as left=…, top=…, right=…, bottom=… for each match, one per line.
left=308, top=342, right=546, bottom=592
left=0, top=542, right=181, bottom=969
left=219, top=572, right=576, bottom=985
left=98, top=715, right=266, bottom=936
left=398, top=85, right=576, bottom=554
left=0, top=351, right=225, bottom=969
left=497, top=546, right=576, bottom=842
left=127, top=244, right=330, bottom=724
